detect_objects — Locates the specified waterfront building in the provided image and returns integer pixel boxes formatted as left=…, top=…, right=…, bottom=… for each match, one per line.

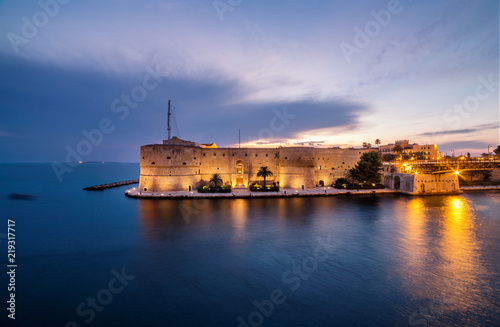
left=379, top=140, right=441, bottom=160
left=139, top=137, right=371, bottom=192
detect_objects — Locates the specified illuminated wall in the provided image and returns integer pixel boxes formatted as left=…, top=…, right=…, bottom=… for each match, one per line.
left=383, top=172, right=460, bottom=194
left=139, top=143, right=370, bottom=192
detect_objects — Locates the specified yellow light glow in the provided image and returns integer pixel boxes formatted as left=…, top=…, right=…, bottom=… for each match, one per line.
left=455, top=171, right=459, bottom=175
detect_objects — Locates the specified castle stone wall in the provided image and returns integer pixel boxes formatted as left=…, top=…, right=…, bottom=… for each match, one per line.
left=139, top=143, right=371, bottom=192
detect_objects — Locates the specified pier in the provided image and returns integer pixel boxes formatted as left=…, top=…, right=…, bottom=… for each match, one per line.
left=83, top=180, right=139, bottom=191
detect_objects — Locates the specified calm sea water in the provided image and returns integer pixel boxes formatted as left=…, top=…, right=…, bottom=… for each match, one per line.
left=0, top=163, right=499, bottom=327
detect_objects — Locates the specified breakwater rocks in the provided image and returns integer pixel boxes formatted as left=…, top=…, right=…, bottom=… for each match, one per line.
left=83, top=180, right=139, bottom=191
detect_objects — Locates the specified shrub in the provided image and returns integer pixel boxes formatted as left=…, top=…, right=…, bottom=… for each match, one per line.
left=334, top=178, right=350, bottom=189
left=198, top=185, right=232, bottom=193
left=250, top=185, right=279, bottom=192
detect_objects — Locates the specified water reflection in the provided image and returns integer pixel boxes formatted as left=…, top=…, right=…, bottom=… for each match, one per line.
left=136, top=195, right=500, bottom=325
left=399, top=195, right=492, bottom=318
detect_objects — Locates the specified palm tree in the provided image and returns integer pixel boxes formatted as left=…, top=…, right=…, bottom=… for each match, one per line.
left=209, top=173, right=223, bottom=187
left=393, top=144, right=403, bottom=154
left=375, top=139, right=381, bottom=146
left=257, top=166, right=273, bottom=187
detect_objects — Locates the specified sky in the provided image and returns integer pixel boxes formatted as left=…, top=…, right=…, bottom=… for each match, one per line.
left=0, top=0, right=498, bottom=162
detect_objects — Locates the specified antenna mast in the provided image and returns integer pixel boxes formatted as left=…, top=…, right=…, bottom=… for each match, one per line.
left=167, top=100, right=172, bottom=144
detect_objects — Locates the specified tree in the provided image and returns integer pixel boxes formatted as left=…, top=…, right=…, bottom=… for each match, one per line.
left=401, top=153, right=411, bottom=161
left=463, top=169, right=483, bottom=182
left=362, top=142, right=372, bottom=148
left=346, top=168, right=358, bottom=184
left=350, top=151, right=383, bottom=184
left=375, top=139, right=381, bottom=146
left=209, top=173, right=223, bottom=187
left=257, top=166, right=273, bottom=187
left=483, top=170, right=492, bottom=182
left=393, top=144, right=403, bottom=154
left=382, top=153, right=397, bottom=162
left=411, top=151, right=426, bottom=160
left=494, top=145, right=500, bottom=157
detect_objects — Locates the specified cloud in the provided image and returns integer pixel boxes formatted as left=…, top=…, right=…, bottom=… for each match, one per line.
left=418, top=123, right=498, bottom=136
left=0, top=52, right=370, bottom=161
left=439, top=140, right=492, bottom=153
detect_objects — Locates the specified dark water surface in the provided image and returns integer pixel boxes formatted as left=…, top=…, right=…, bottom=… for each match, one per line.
left=1, top=163, right=499, bottom=327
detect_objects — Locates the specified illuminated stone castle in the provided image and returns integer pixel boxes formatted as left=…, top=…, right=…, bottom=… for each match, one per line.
left=139, top=137, right=371, bottom=192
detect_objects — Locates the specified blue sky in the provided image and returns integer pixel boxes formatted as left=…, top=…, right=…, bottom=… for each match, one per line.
left=0, top=0, right=498, bottom=162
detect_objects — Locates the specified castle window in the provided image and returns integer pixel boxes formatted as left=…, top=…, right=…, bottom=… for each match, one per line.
left=203, top=153, right=206, bottom=157
left=232, top=153, right=235, bottom=156
left=285, top=157, right=288, bottom=159
left=256, top=154, right=258, bottom=157
left=214, top=153, right=216, bottom=156
left=167, top=157, right=171, bottom=159
left=151, top=162, right=155, bottom=165
left=194, top=157, right=196, bottom=160
left=275, top=154, right=278, bottom=157
left=342, top=162, right=345, bottom=164
left=182, top=162, right=186, bottom=165
left=142, top=156, right=145, bottom=159
left=223, top=154, right=225, bottom=157
left=266, top=154, right=268, bottom=157
left=245, top=154, right=247, bottom=157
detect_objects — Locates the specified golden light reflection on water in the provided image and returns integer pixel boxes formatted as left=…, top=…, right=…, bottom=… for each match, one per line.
left=399, top=195, right=489, bottom=314
left=400, top=198, right=427, bottom=273
left=229, top=199, right=249, bottom=242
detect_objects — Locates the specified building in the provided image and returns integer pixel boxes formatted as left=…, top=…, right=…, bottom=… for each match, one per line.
left=379, top=140, right=440, bottom=160
left=138, top=137, right=371, bottom=192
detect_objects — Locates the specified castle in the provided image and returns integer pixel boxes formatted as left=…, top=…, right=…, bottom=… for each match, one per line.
left=138, top=137, right=371, bottom=192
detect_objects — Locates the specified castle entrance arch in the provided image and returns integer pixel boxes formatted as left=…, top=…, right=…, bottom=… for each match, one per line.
left=236, top=161, right=244, bottom=186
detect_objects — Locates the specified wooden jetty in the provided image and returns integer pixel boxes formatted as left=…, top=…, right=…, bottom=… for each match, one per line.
left=83, top=180, right=139, bottom=191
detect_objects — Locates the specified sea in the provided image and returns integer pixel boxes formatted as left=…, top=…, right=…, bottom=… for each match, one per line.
left=0, top=163, right=499, bottom=327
